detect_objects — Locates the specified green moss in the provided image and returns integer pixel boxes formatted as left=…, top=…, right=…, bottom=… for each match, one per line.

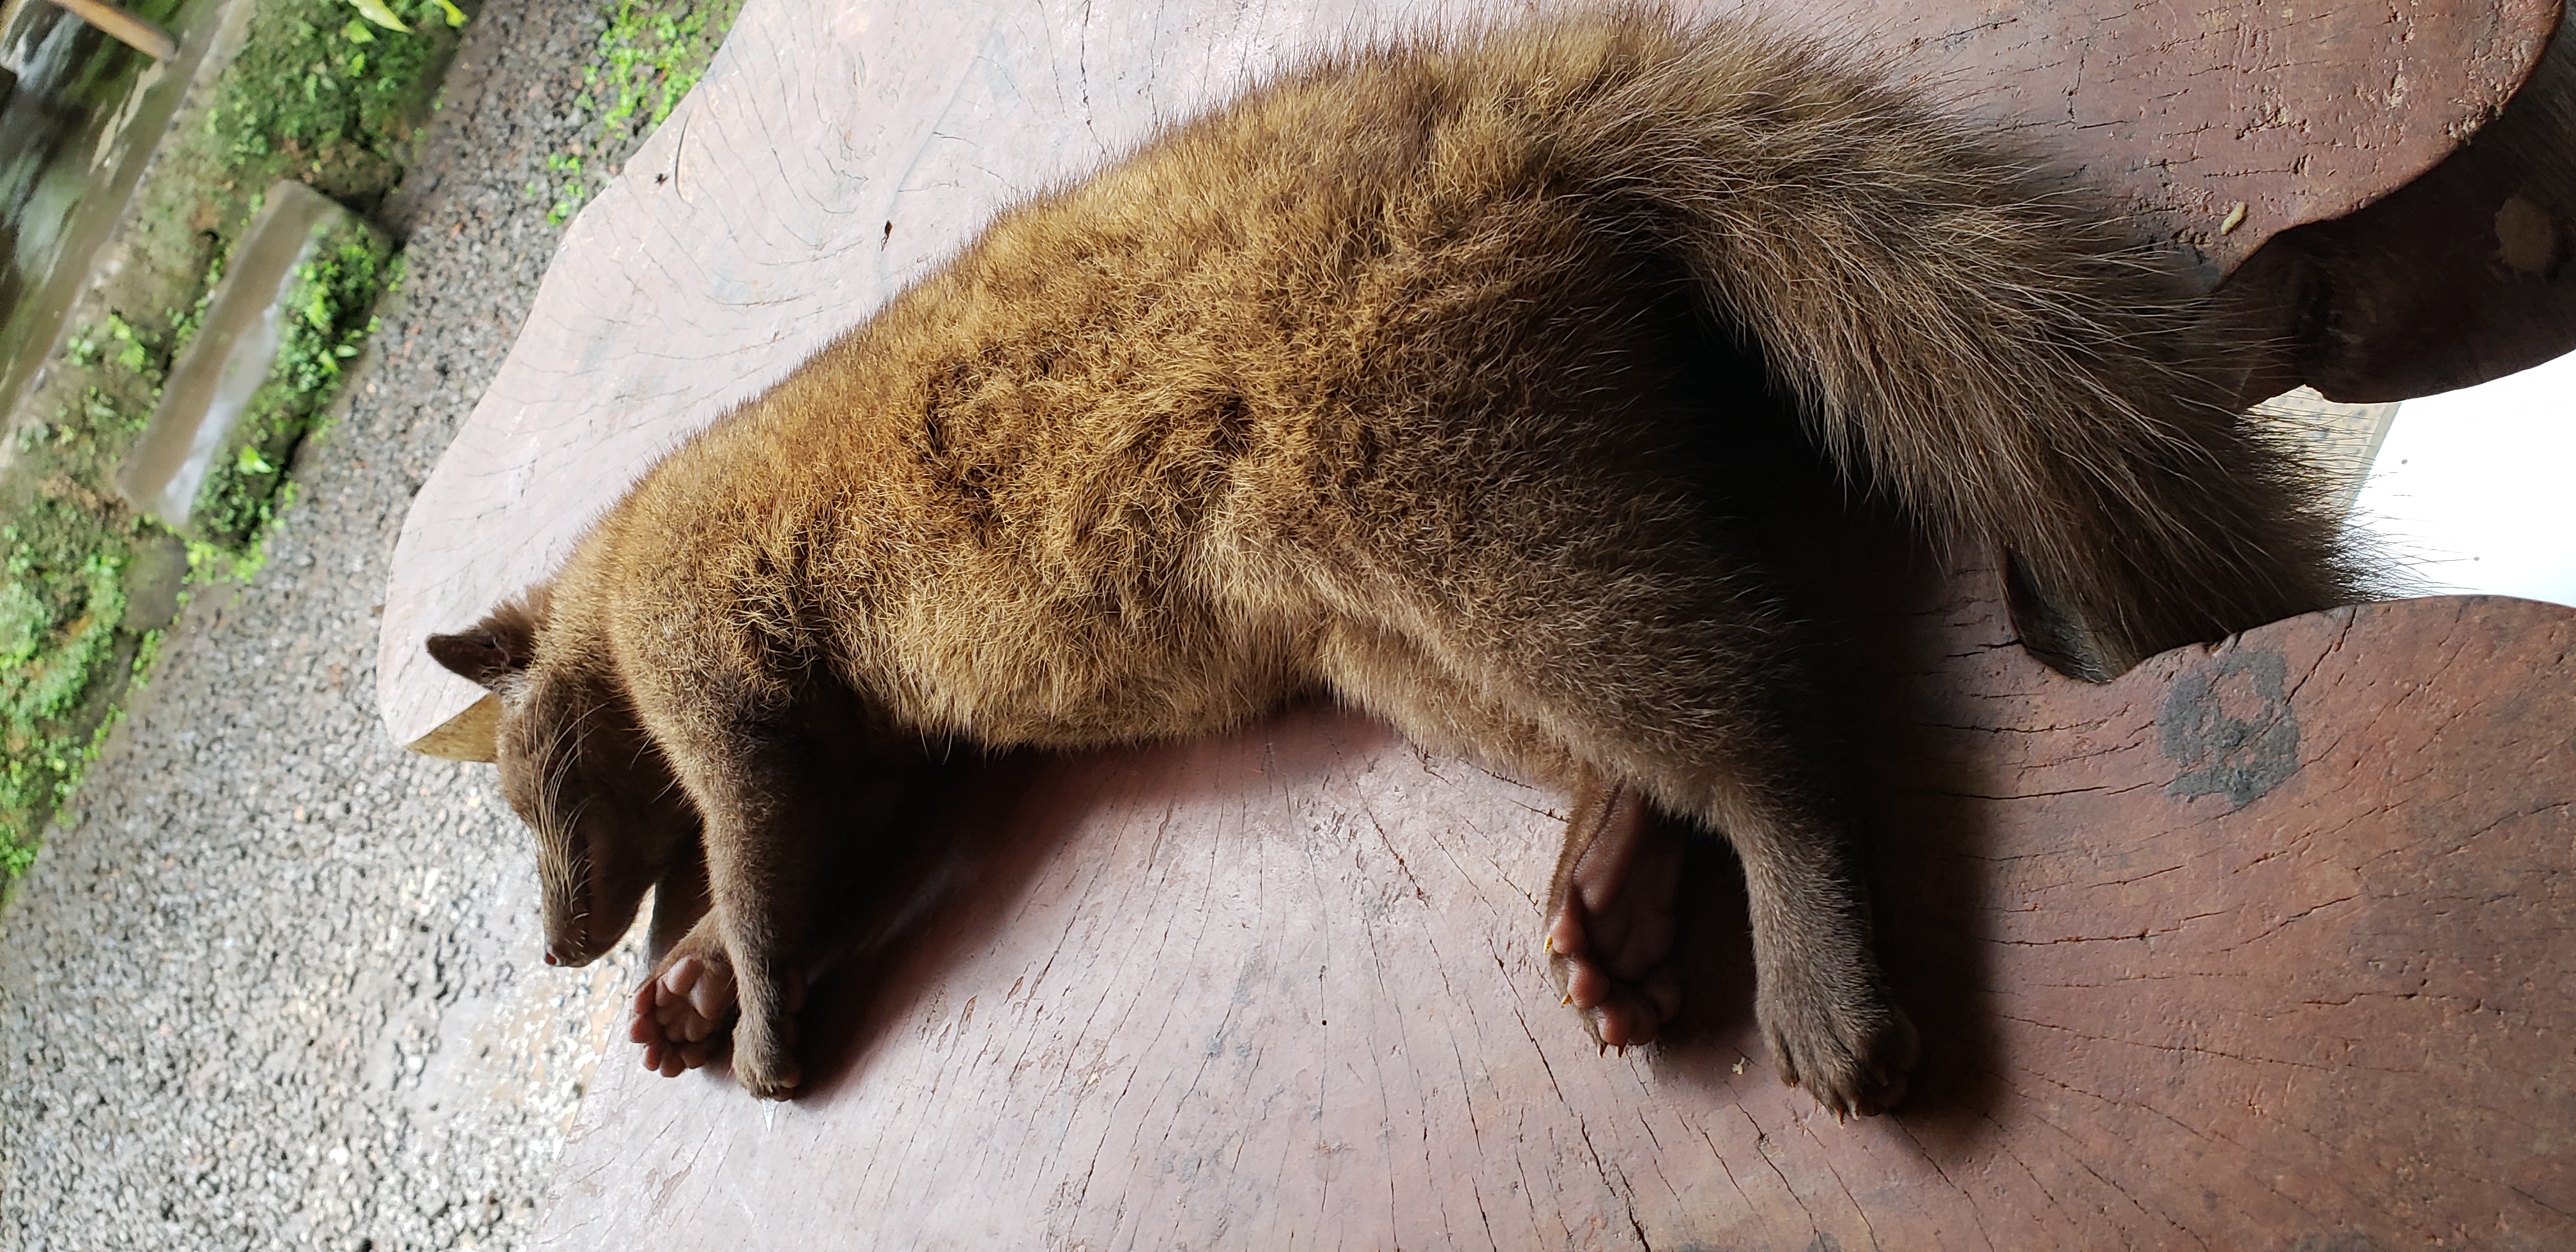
left=167, top=237, right=233, bottom=360
left=188, top=223, right=395, bottom=549
left=204, top=0, right=466, bottom=202
left=0, top=510, right=133, bottom=877
left=528, top=0, right=744, bottom=226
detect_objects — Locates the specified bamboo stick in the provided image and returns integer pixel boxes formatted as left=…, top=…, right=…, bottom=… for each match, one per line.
left=46, top=0, right=176, bottom=62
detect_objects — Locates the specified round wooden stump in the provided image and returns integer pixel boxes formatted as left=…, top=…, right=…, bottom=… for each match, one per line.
left=369, top=1, right=2576, bottom=1245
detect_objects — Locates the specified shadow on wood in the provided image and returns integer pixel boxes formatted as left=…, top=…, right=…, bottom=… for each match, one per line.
left=534, top=514, right=2576, bottom=1247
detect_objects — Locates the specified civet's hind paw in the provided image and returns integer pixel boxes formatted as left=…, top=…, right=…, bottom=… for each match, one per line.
left=628, top=922, right=808, bottom=1096
left=1546, top=776, right=1686, bottom=1050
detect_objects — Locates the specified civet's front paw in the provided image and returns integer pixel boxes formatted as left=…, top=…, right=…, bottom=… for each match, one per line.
left=1758, top=966, right=1917, bottom=1120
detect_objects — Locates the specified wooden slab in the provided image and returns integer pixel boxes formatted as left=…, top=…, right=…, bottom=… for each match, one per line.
left=376, top=0, right=2559, bottom=753
left=2234, top=14, right=2576, bottom=403
left=528, top=556, right=2576, bottom=1249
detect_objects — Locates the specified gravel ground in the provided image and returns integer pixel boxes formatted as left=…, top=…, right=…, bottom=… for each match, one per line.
left=0, top=5, right=657, bottom=1248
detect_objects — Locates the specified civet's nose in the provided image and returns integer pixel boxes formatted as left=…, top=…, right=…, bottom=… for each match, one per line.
left=543, top=948, right=562, bottom=966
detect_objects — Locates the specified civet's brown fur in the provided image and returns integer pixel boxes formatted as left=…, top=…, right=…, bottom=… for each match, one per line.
left=429, top=8, right=2358, bottom=1113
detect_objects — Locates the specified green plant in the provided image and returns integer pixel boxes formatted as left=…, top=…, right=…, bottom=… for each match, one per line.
left=201, top=0, right=466, bottom=209
left=586, top=0, right=735, bottom=135
left=190, top=228, right=395, bottom=550
left=0, top=511, right=134, bottom=877
left=167, top=240, right=234, bottom=358
left=184, top=519, right=283, bottom=586
left=526, top=0, right=742, bottom=225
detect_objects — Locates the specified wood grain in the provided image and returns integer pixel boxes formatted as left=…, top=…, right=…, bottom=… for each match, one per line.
left=376, top=0, right=2558, bottom=752
left=529, top=553, right=2576, bottom=1248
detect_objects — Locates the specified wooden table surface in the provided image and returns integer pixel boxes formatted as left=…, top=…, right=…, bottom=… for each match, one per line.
left=376, top=1, right=2576, bottom=1245
left=529, top=535, right=2576, bottom=1249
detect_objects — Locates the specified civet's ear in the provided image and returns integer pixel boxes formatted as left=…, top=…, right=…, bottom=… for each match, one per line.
left=425, top=600, right=542, bottom=691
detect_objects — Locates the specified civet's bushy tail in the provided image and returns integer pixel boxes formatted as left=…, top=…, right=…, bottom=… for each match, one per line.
left=1372, top=10, right=2357, bottom=668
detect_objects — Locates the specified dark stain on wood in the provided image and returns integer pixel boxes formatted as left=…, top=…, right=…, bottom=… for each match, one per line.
left=2158, top=646, right=2301, bottom=808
